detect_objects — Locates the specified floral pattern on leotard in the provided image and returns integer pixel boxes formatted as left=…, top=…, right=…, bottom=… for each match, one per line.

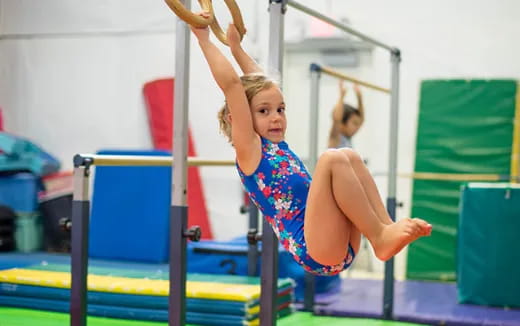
left=237, top=137, right=354, bottom=276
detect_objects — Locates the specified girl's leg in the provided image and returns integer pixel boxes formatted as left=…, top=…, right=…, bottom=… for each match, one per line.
left=302, top=152, right=358, bottom=265
left=339, top=148, right=393, bottom=225
left=304, top=149, right=431, bottom=265
left=346, top=219, right=362, bottom=255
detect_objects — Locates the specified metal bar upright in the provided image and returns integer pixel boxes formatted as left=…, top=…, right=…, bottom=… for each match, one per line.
left=302, top=63, right=322, bottom=311
left=308, top=64, right=321, bottom=171
left=260, top=217, right=278, bottom=326
left=169, top=1, right=191, bottom=324
left=259, top=1, right=286, bottom=325
left=247, top=204, right=260, bottom=276
left=383, top=48, right=401, bottom=320
left=70, top=166, right=91, bottom=326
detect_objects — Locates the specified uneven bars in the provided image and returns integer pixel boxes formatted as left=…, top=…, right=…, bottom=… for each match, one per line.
left=274, top=1, right=402, bottom=321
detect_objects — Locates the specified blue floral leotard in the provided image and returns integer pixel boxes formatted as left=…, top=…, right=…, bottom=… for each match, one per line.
left=237, top=137, right=355, bottom=276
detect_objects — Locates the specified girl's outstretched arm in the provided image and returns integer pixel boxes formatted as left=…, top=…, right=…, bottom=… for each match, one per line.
left=332, top=80, right=347, bottom=123
left=191, top=21, right=244, bottom=94
left=328, top=81, right=347, bottom=148
left=227, top=24, right=263, bottom=75
left=191, top=17, right=260, bottom=168
left=354, top=84, right=365, bottom=122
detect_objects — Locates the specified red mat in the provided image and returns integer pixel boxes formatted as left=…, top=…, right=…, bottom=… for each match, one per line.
left=143, top=78, right=213, bottom=239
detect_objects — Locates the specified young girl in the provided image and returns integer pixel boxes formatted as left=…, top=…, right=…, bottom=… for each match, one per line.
left=328, top=81, right=364, bottom=149
left=191, top=17, right=432, bottom=276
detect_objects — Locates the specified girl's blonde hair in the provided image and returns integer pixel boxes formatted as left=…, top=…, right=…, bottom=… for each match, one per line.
left=217, top=74, right=277, bottom=143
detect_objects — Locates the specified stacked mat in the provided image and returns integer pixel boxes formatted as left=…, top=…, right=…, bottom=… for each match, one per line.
left=0, top=265, right=295, bottom=326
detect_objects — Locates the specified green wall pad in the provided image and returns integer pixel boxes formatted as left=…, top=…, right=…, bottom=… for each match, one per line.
left=457, top=183, right=520, bottom=307
left=0, top=308, right=424, bottom=326
left=407, top=79, right=518, bottom=280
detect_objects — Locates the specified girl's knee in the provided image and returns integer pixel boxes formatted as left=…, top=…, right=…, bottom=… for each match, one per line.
left=339, top=148, right=363, bottom=164
left=318, top=149, right=351, bottom=167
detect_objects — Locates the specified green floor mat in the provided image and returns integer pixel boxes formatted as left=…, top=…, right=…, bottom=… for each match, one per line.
left=0, top=308, right=423, bottom=326
left=0, top=307, right=163, bottom=326
left=280, top=313, right=422, bottom=325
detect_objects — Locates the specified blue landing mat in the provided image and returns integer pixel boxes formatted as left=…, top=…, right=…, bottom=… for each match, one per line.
left=0, top=252, right=169, bottom=272
left=314, top=279, right=520, bottom=326
left=0, top=295, right=292, bottom=326
left=0, top=283, right=292, bottom=316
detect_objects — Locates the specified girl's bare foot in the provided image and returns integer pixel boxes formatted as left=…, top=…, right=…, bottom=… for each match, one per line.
left=371, top=218, right=432, bottom=261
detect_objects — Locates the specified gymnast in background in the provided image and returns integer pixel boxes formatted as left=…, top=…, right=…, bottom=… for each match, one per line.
left=328, top=80, right=364, bottom=149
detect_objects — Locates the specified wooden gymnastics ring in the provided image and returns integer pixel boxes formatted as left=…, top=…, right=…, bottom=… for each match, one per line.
left=164, top=0, right=214, bottom=28
left=208, top=0, right=246, bottom=46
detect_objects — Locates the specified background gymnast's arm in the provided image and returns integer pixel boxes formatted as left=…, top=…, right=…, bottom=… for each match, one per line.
left=328, top=80, right=348, bottom=148
left=354, top=84, right=365, bottom=124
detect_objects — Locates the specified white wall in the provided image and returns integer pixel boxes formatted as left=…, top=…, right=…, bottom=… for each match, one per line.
left=1, top=1, right=519, bottom=271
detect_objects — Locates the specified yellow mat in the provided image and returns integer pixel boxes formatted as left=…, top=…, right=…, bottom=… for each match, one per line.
left=0, top=269, right=262, bottom=301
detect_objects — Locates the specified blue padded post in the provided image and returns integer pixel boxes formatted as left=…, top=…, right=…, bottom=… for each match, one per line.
left=89, top=150, right=172, bottom=263
left=458, top=183, right=520, bottom=307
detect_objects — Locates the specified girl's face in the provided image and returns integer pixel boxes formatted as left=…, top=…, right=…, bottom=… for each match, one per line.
left=250, top=86, right=287, bottom=143
left=340, top=114, right=362, bottom=137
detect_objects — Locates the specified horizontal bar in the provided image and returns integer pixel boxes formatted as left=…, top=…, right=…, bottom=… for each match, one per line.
left=373, top=171, right=513, bottom=182
left=74, top=154, right=235, bottom=167
left=0, top=29, right=174, bottom=40
left=317, top=64, right=390, bottom=93
left=410, top=172, right=507, bottom=182
left=287, top=0, right=394, bottom=52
